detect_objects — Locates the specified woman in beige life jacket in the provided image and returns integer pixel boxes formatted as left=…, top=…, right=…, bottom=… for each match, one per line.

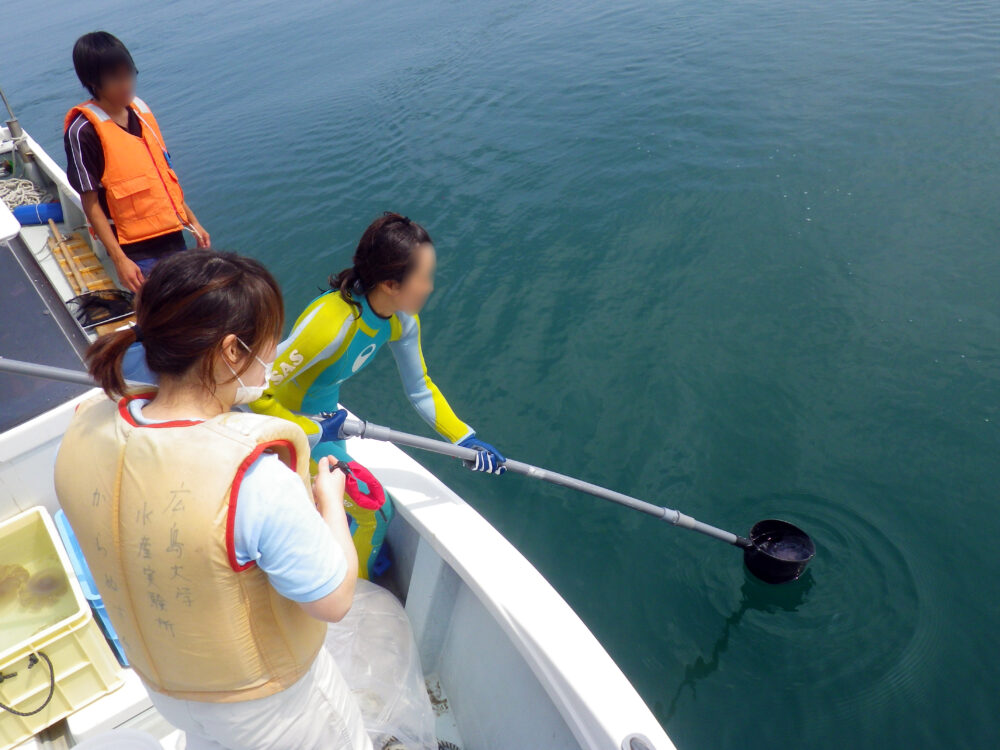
left=54, top=250, right=373, bottom=750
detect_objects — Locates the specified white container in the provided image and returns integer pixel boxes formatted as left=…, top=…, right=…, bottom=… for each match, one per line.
left=0, top=507, right=124, bottom=749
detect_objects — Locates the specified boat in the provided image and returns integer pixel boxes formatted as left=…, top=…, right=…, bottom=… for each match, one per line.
left=0, top=99, right=675, bottom=750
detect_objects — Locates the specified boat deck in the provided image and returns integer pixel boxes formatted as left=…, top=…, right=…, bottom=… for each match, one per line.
left=12, top=660, right=466, bottom=749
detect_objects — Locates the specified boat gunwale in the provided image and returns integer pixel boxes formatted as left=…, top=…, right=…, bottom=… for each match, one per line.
left=348, top=433, right=674, bottom=750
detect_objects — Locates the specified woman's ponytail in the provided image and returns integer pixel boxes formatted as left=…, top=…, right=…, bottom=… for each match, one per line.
left=328, top=211, right=432, bottom=318
left=329, top=267, right=362, bottom=317
left=86, top=325, right=141, bottom=398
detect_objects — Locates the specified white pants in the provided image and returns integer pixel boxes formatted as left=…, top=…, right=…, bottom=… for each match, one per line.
left=147, top=643, right=374, bottom=750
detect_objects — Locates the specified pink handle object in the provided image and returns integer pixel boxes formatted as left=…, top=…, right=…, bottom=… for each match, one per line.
left=343, top=460, right=386, bottom=511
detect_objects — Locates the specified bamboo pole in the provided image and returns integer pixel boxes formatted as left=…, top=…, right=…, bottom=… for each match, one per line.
left=48, top=219, right=89, bottom=293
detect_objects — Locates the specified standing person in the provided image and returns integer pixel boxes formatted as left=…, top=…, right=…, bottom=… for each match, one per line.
left=64, top=31, right=210, bottom=292
left=250, top=212, right=506, bottom=579
left=54, top=251, right=371, bottom=750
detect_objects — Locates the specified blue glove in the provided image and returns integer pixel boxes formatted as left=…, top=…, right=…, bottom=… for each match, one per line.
left=316, top=410, right=348, bottom=443
left=458, top=436, right=506, bottom=475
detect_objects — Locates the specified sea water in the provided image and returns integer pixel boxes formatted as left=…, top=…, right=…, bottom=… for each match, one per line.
left=5, top=0, right=999, bottom=746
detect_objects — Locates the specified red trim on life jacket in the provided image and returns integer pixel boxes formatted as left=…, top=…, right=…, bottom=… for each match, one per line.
left=117, top=393, right=204, bottom=428
left=226, top=440, right=299, bottom=572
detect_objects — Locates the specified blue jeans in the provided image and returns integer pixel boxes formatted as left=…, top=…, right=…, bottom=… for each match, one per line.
left=133, top=244, right=188, bottom=277
left=134, top=257, right=159, bottom=276
left=134, top=255, right=167, bottom=277
left=124, top=228, right=188, bottom=277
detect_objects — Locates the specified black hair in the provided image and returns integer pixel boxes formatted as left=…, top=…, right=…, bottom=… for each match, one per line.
left=72, top=31, right=138, bottom=99
left=330, top=212, right=433, bottom=317
left=88, top=251, right=284, bottom=399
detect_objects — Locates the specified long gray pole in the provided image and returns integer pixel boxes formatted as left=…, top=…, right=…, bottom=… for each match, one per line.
left=341, top=416, right=752, bottom=548
left=0, top=357, right=751, bottom=548
left=0, top=357, right=96, bottom=387
left=0, top=357, right=149, bottom=390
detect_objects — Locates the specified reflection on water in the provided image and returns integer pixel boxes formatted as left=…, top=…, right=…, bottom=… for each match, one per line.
left=665, top=571, right=814, bottom=721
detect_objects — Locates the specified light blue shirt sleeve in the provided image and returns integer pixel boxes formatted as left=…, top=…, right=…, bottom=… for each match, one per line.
left=387, top=311, right=474, bottom=443
left=232, top=453, right=347, bottom=603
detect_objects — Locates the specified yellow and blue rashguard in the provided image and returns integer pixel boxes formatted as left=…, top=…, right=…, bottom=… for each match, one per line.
left=249, top=289, right=482, bottom=580
left=251, top=289, right=474, bottom=460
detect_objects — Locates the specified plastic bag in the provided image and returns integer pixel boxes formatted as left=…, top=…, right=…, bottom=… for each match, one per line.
left=325, top=579, right=437, bottom=750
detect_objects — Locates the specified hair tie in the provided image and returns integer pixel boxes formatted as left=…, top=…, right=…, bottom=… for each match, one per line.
left=383, top=211, right=411, bottom=225
left=132, top=325, right=143, bottom=342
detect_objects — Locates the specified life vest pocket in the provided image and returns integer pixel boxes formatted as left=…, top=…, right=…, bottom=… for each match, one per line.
left=106, top=173, right=162, bottom=228
left=106, top=173, right=151, bottom=200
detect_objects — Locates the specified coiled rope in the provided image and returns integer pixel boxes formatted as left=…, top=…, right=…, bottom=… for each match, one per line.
left=0, top=176, right=46, bottom=210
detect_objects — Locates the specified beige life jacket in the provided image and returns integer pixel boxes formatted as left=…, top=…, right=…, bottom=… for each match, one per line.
left=54, top=391, right=328, bottom=702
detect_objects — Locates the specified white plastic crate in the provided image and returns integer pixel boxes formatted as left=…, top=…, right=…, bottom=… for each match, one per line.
left=0, top=507, right=124, bottom=749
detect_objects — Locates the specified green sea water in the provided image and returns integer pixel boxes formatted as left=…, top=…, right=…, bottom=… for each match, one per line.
left=6, top=1, right=1000, bottom=746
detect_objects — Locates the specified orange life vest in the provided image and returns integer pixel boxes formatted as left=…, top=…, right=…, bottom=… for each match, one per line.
left=64, top=97, right=189, bottom=245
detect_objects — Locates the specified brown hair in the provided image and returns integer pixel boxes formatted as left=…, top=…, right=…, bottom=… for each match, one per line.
left=329, top=212, right=432, bottom=317
left=88, top=251, right=284, bottom=398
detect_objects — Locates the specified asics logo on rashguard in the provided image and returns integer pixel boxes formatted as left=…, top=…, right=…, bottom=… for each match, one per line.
left=269, top=349, right=304, bottom=385
left=351, top=344, right=378, bottom=373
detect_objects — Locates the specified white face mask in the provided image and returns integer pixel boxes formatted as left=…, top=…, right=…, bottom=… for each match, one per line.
left=226, top=338, right=273, bottom=405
